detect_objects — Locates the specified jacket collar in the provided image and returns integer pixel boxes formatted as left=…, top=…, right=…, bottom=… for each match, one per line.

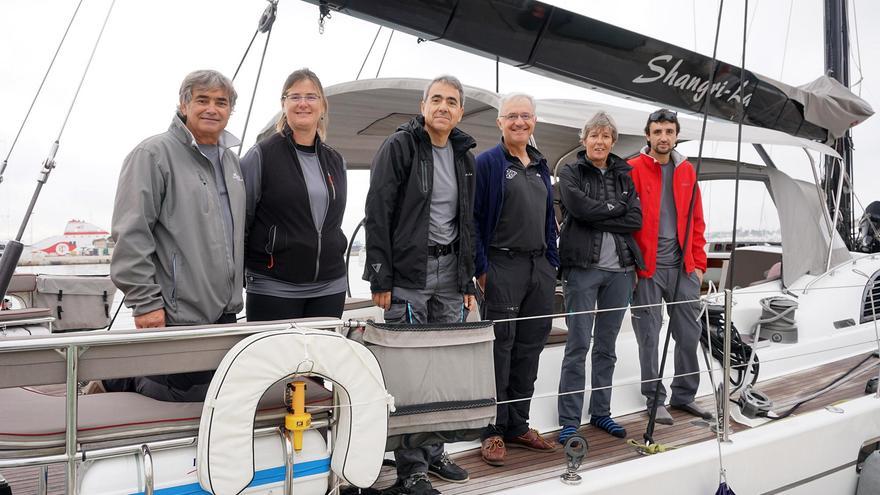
left=399, top=115, right=476, bottom=154
left=281, top=125, right=323, bottom=150
left=576, top=150, right=630, bottom=173
left=500, top=139, right=545, bottom=166
left=638, top=145, right=687, bottom=167
left=169, top=113, right=242, bottom=152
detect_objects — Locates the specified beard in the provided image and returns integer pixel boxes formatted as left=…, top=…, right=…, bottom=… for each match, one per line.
left=651, top=142, right=674, bottom=154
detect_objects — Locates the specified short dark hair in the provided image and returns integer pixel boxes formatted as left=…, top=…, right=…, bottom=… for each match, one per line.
left=644, top=108, right=680, bottom=135
left=423, top=75, right=465, bottom=107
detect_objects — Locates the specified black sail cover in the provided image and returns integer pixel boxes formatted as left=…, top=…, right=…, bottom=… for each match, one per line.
left=306, top=0, right=873, bottom=143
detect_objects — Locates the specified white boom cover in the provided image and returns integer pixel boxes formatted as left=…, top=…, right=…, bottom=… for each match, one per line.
left=197, top=328, right=390, bottom=494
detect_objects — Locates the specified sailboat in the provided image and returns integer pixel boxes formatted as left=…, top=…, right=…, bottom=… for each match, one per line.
left=2, top=1, right=879, bottom=494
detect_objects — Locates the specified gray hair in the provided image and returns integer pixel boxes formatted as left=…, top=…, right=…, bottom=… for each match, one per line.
left=423, top=75, right=465, bottom=106
left=497, top=92, right=536, bottom=118
left=178, top=69, right=237, bottom=108
left=579, top=111, right=618, bottom=143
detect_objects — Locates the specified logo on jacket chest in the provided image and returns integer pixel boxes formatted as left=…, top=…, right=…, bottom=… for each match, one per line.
left=506, top=169, right=518, bottom=180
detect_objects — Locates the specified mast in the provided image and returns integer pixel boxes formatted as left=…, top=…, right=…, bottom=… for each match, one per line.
left=823, top=0, right=854, bottom=249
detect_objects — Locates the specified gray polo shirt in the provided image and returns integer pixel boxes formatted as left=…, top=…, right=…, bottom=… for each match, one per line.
left=428, top=143, right=459, bottom=245
left=595, top=167, right=624, bottom=271
left=294, top=143, right=329, bottom=230
left=198, top=144, right=234, bottom=257
left=656, top=161, right=682, bottom=267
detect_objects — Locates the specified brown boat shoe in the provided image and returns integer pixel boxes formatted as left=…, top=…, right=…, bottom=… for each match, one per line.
left=481, top=435, right=507, bottom=466
left=506, top=428, right=557, bottom=452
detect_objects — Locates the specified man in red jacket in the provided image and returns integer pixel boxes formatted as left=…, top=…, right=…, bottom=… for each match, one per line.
left=627, top=109, right=712, bottom=425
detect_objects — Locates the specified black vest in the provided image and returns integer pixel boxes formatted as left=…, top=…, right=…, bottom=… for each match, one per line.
left=245, top=131, right=348, bottom=283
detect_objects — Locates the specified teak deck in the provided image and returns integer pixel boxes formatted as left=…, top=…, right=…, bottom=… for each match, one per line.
left=4, top=352, right=878, bottom=495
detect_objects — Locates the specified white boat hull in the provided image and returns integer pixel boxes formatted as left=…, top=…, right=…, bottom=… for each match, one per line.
left=78, top=430, right=330, bottom=495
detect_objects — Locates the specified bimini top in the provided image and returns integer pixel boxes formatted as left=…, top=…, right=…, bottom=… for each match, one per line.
left=256, top=77, right=839, bottom=170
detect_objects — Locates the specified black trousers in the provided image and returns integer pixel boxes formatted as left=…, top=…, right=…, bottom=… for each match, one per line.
left=245, top=291, right=346, bottom=321
left=481, top=249, right=555, bottom=439
left=103, top=312, right=238, bottom=402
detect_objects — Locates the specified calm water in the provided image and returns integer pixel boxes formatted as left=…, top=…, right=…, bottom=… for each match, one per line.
left=15, top=253, right=374, bottom=330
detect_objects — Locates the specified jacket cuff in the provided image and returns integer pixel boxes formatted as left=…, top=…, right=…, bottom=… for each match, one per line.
left=464, top=280, right=476, bottom=295
left=132, top=298, right=165, bottom=317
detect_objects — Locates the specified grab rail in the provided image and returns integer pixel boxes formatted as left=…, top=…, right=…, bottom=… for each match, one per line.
left=0, top=318, right=344, bottom=495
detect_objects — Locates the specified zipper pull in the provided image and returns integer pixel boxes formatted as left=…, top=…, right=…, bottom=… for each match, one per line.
left=327, top=172, right=336, bottom=200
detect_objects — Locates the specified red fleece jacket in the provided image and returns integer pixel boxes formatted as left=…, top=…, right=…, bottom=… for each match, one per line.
left=628, top=150, right=707, bottom=279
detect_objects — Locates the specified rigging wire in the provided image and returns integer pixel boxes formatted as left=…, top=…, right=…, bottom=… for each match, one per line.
left=375, top=30, right=395, bottom=79
left=778, top=0, right=793, bottom=80
left=237, top=0, right=278, bottom=155
left=14, top=0, right=115, bottom=244
left=848, top=0, right=864, bottom=95
left=55, top=2, right=115, bottom=148
left=745, top=0, right=760, bottom=43
left=727, top=0, right=750, bottom=323
left=356, top=26, right=383, bottom=80
left=232, top=30, right=260, bottom=82
left=644, top=0, right=726, bottom=447
left=0, top=0, right=84, bottom=185
left=232, top=0, right=277, bottom=81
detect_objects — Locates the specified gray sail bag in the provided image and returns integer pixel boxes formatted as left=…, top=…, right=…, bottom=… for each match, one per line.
left=362, top=320, right=496, bottom=451
left=33, top=275, right=117, bottom=331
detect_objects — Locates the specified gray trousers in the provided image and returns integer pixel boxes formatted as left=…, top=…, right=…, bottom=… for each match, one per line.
left=631, top=266, right=702, bottom=408
left=558, top=268, right=633, bottom=426
left=384, top=252, right=465, bottom=479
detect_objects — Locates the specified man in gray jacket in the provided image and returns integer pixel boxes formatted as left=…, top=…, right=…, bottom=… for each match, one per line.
left=104, top=69, right=246, bottom=402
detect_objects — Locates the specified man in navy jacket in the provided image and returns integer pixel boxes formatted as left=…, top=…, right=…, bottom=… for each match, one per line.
left=473, top=93, right=559, bottom=466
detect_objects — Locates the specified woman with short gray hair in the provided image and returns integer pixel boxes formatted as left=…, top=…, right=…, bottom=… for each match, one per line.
left=556, top=111, right=644, bottom=443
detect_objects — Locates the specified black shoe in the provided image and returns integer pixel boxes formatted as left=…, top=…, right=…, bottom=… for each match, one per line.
left=428, top=452, right=469, bottom=483
left=395, top=473, right=440, bottom=495
left=671, top=401, right=714, bottom=420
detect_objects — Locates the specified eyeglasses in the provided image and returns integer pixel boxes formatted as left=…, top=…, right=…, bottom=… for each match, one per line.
left=502, top=112, right=535, bottom=122
left=282, top=94, right=320, bottom=103
left=648, top=109, right=678, bottom=122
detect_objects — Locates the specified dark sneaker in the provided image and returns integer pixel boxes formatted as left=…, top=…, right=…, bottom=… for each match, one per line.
left=389, top=472, right=440, bottom=495
left=428, top=452, right=469, bottom=483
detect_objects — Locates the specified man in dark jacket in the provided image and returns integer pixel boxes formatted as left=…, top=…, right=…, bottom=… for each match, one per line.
left=363, top=75, right=476, bottom=494
left=473, top=93, right=558, bottom=466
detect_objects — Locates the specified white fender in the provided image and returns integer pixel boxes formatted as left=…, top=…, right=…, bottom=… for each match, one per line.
left=197, top=328, right=390, bottom=495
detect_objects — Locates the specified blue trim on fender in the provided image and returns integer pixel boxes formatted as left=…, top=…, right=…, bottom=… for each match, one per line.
left=127, top=457, right=330, bottom=495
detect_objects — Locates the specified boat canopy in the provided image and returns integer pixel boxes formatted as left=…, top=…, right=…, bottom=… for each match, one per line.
left=256, top=78, right=839, bottom=171
left=697, top=158, right=850, bottom=285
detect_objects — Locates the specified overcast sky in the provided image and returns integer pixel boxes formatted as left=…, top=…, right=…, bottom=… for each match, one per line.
left=1, top=0, right=877, bottom=244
